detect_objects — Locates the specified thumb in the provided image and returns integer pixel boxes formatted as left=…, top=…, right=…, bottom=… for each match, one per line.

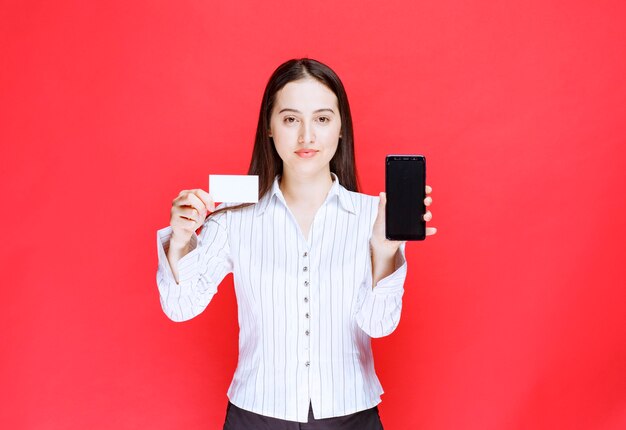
left=375, top=192, right=386, bottom=224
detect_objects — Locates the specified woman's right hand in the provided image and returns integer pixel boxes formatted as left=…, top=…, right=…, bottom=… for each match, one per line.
left=170, top=189, right=215, bottom=249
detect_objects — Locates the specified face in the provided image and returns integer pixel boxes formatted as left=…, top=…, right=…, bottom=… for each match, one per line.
left=269, top=78, right=342, bottom=178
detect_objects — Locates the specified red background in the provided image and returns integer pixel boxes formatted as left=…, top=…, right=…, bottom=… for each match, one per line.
left=2, top=1, right=625, bottom=429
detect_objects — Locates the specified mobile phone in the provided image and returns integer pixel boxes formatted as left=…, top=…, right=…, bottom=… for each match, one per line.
left=385, top=155, right=426, bottom=241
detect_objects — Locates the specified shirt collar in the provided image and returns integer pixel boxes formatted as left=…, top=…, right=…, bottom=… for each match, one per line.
left=256, top=173, right=357, bottom=216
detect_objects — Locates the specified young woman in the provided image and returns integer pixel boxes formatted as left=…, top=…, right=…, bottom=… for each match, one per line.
left=156, top=58, right=436, bottom=429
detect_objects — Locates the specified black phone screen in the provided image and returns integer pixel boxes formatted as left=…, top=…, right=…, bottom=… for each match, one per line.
left=385, top=155, right=426, bottom=241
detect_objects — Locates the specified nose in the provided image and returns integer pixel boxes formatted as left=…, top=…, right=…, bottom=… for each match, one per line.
left=298, top=121, right=315, bottom=144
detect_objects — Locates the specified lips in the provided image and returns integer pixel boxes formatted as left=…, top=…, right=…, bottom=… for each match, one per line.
left=295, top=149, right=318, bottom=158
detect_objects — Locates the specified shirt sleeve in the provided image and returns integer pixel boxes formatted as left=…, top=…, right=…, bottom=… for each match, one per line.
left=354, top=240, right=407, bottom=338
left=156, top=210, right=233, bottom=322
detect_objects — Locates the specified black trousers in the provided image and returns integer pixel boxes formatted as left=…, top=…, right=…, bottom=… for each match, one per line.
left=223, top=401, right=384, bottom=430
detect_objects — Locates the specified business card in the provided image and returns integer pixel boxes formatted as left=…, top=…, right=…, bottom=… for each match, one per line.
left=209, top=174, right=259, bottom=203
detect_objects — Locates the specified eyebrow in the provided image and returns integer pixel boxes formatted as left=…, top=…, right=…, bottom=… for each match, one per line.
left=278, top=108, right=336, bottom=114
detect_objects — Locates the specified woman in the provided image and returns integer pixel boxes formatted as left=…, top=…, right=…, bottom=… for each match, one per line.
left=156, top=58, right=436, bottom=429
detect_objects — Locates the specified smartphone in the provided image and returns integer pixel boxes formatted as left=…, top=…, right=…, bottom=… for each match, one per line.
left=385, top=155, right=426, bottom=241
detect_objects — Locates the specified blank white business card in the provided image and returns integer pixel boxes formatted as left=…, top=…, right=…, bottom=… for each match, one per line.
left=209, top=174, right=259, bottom=203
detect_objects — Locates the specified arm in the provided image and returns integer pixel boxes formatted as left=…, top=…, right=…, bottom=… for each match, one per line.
left=355, top=241, right=407, bottom=338
left=355, top=188, right=436, bottom=337
left=156, top=209, right=233, bottom=322
left=165, top=230, right=196, bottom=284
left=371, top=242, right=401, bottom=286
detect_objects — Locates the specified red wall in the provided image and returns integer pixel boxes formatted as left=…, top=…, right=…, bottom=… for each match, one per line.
left=2, top=1, right=625, bottom=429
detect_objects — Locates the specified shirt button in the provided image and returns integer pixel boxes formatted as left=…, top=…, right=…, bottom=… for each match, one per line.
left=305, top=361, right=310, bottom=367
left=303, top=252, right=308, bottom=257
left=304, top=280, right=309, bottom=287
left=305, top=330, right=310, bottom=336
left=303, top=266, right=308, bottom=272
left=305, top=313, right=310, bottom=318
left=304, top=297, right=309, bottom=303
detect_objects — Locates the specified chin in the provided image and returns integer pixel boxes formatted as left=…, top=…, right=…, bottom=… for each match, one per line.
left=287, top=161, right=331, bottom=176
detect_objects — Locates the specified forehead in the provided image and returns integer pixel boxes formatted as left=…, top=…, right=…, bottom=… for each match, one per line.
left=273, top=78, right=338, bottom=112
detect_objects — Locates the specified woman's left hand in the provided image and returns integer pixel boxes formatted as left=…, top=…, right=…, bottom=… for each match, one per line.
left=370, top=185, right=437, bottom=256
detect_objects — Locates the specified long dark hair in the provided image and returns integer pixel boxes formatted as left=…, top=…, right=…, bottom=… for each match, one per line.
left=211, top=58, right=359, bottom=217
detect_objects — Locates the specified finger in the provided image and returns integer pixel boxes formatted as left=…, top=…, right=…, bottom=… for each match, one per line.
left=424, top=196, right=432, bottom=206
left=172, top=190, right=212, bottom=212
left=171, top=214, right=199, bottom=233
left=186, top=192, right=210, bottom=215
left=177, top=206, right=202, bottom=223
left=192, top=189, right=216, bottom=212
left=172, top=196, right=203, bottom=222
left=172, top=189, right=191, bottom=206
left=426, top=226, right=437, bottom=236
left=425, top=185, right=432, bottom=194
left=423, top=210, right=432, bottom=222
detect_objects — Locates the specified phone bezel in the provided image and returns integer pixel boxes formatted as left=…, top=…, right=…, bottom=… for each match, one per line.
left=385, top=154, right=427, bottom=241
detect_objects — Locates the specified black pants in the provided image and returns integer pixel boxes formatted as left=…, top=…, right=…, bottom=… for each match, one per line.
left=223, top=401, right=384, bottom=430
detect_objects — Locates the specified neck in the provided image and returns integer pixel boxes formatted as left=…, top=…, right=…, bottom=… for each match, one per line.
left=279, top=168, right=334, bottom=207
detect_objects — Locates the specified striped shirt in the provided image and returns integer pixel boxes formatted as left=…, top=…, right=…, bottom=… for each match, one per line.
left=156, top=173, right=407, bottom=422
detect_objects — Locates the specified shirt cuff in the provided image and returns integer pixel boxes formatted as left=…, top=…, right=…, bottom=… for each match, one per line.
left=156, top=226, right=200, bottom=284
left=373, top=242, right=407, bottom=295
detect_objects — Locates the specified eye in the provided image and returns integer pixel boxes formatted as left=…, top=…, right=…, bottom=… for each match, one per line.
left=317, top=116, right=330, bottom=123
left=283, top=116, right=298, bottom=124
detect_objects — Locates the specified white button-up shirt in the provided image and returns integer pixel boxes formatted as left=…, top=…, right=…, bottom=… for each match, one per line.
left=156, top=174, right=407, bottom=422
